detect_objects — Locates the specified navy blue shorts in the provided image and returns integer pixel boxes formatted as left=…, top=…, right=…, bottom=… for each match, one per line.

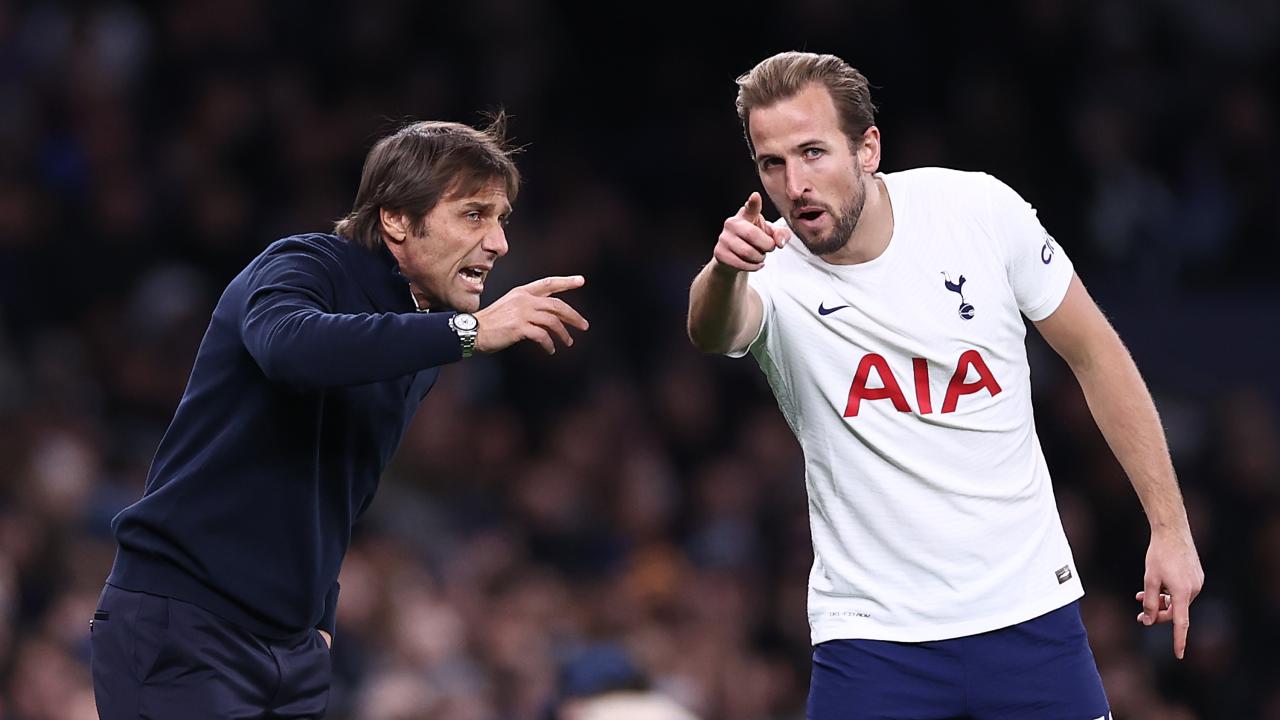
left=90, top=584, right=331, bottom=720
left=808, top=601, right=1109, bottom=720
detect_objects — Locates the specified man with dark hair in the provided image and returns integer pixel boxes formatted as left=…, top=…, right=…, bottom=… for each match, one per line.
left=688, top=51, right=1203, bottom=718
left=91, top=115, right=589, bottom=719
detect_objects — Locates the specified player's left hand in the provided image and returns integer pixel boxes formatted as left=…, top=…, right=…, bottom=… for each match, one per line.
left=1135, top=528, right=1203, bottom=660
left=318, top=629, right=332, bottom=649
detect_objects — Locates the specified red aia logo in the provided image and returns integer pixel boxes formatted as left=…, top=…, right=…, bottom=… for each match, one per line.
left=844, top=350, right=1002, bottom=416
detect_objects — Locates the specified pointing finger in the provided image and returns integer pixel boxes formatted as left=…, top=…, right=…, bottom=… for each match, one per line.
left=523, top=275, right=586, bottom=297
left=1171, top=592, right=1191, bottom=660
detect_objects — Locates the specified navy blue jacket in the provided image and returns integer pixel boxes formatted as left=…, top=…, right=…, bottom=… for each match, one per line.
left=108, top=233, right=462, bottom=639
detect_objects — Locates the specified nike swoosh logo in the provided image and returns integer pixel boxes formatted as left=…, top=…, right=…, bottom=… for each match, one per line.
left=817, top=303, right=850, bottom=316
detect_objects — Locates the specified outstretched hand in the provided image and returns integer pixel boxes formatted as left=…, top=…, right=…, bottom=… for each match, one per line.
left=712, top=192, right=791, bottom=274
left=474, top=275, right=590, bottom=354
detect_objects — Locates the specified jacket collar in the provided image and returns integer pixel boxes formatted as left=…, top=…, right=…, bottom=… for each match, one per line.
left=342, top=236, right=418, bottom=313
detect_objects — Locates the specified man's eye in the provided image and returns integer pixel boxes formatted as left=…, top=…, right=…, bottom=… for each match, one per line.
left=804, top=148, right=824, bottom=159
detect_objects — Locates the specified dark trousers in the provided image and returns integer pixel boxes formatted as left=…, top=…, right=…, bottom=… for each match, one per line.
left=91, top=584, right=331, bottom=719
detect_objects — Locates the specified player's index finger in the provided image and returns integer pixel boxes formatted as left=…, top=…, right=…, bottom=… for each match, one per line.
left=1172, top=594, right=1190, bottom=659
left=742, top=192, right=763, bottom=220
left=527, top=275, right=586, bottom=296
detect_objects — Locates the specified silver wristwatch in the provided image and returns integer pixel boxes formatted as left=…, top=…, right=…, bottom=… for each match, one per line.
left=449, top=312, right=479, bottom=358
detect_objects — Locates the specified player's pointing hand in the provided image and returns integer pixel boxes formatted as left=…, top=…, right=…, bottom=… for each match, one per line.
left=713, top=192, right=791, bottom=274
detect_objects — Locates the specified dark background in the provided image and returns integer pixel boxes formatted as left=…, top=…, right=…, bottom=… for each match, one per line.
left=1, top=1, right=1277, bottom=718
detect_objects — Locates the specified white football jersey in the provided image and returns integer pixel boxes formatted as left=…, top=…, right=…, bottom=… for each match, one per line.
left=736, top=168, right=1082, bottom=643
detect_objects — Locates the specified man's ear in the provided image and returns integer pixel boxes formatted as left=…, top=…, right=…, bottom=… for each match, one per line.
left=857, top=126, right=881, bottom=174
left=380, top=208, right=410, bottom=244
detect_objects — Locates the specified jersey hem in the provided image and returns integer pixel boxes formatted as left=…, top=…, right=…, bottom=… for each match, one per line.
left=809, top=587, right=1085, bottom=645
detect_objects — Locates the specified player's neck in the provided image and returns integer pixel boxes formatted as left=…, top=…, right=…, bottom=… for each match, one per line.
left=821, top=175, right=893, bottom=266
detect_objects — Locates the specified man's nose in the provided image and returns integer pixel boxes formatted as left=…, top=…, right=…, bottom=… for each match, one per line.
left=483, top=225, right=509, bottom=257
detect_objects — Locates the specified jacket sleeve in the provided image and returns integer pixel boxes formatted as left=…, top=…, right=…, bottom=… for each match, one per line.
left=241, top=244, right=462, bottom=387
left=317, top=581, right=340, bottom=637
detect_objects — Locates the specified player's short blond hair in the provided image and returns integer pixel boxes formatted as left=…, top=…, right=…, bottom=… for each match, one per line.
left=735, top=52, right=877, bottom=158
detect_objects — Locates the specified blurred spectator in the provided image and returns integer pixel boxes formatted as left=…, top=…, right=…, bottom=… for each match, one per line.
left=551, top=644, right=699, bottom=720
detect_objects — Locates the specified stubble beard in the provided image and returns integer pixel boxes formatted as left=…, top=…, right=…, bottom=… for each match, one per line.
left=799, top=177, right=867, bottom=257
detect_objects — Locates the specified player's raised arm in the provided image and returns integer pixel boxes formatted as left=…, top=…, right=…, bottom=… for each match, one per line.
left=687, top=192, right=789, bottom=354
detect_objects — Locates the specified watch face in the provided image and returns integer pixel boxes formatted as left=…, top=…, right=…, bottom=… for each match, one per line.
left=453, top=313, right=478, bottom=331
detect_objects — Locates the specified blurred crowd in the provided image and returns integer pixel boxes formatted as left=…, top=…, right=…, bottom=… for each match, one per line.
left=1, top=1, right=1277, bottom=718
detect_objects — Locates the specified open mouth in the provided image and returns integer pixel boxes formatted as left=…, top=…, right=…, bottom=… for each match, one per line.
left=794, top=207, right=827, bottom=226
left=458, top=265, right=489, bottom=291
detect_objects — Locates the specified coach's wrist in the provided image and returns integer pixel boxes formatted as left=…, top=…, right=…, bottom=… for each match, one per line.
left=448, top=312, right=479, bottom=358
